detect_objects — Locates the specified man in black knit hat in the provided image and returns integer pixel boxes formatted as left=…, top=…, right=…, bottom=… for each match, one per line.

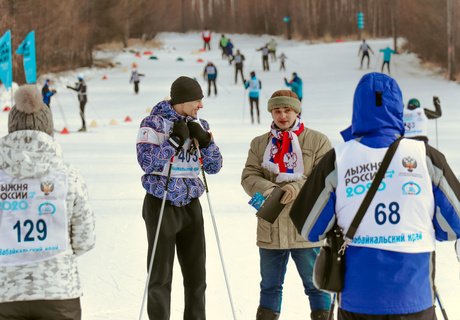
left=136, top=76, right=223, bottom=320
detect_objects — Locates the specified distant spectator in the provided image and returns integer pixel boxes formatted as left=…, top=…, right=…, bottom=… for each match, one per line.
left=231, top=49, right=245, bottom=84
left=244, top=71, right=262, bottom=124
left=257, top=45, right=270, bottom=71
left=203, top=62, right=218, bottom=97
left=380, top=46, right=397, bottom=74
left=41, top=79, right=56, bottom=108
left=284, top=72, right=303, bottom=101
left=201, top=27, right=211, bottom=51
left=267, top=38, right=278, bottom=62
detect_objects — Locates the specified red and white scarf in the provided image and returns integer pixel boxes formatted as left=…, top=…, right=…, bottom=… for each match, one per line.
left=262, top=118, right=305, bottom=182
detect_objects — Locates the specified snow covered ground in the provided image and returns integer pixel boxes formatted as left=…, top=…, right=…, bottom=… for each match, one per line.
left=1, top=32, right=459, bottom=319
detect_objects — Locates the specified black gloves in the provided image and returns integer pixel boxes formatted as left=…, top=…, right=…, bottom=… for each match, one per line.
left=168, top=120, right=189, bottom=149
left=187, top=121, right=211, bottom=148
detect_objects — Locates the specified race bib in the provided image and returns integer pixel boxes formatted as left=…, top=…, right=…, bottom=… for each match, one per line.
left=0, top=171, right=69, bottom=266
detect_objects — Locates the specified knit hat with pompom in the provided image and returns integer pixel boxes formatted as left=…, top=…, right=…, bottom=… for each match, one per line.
left=8, top=85, right=54, bottom=136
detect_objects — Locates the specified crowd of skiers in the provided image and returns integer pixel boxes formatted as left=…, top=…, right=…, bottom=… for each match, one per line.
left=2, top=30, right=459, bottom=320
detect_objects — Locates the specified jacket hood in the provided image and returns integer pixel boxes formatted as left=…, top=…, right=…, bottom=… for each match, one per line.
left=0, top=130, right=63, bottom=178
left=351, top=72, right=404, bottom=138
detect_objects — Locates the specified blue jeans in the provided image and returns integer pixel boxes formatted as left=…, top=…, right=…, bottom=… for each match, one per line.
left=259, top=248, right=331, bottom=313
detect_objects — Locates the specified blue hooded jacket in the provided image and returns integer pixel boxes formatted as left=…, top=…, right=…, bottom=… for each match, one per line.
left=290, top=73, right=460, bottom=315
left=342, top=72, right=404, bottom=148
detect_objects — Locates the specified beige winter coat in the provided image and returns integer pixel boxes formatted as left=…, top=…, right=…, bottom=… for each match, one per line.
left=241, top=127, right=331, bottom=249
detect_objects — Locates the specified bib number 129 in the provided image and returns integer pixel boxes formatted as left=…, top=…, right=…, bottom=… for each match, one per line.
left=13, top=219, right=47, bottom=242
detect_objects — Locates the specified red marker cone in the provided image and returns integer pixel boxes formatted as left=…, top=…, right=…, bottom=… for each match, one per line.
left=124, top=116, right=132, bottom=122
left=102, top=75, right=108, bottom=80
left=60, top=127, right=70, bottom=134
left=3, top=106, right=11, bottom=112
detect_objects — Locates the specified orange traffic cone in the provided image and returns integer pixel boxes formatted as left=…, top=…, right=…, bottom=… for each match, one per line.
left=60, top=127, right=70, bottom=134
left=124, top=116, right=132, bottom=122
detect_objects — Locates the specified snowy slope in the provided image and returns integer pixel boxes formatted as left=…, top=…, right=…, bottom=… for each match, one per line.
left=0, top=32, right=459, bottom=319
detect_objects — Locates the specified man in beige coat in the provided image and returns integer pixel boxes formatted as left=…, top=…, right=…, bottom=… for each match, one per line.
left=241, top=90, right=332, bottom=320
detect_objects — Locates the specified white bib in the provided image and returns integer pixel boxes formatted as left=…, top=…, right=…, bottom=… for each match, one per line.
left=335, top=139, right=435, bottom=253
left=404, top=109, right=428, bottom=137
left=137, top=120, right=200, bottom=179
left=0, top=171, right=69, bottom=266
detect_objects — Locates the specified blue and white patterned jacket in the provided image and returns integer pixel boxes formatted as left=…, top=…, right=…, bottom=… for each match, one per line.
left=137, top=100, right=223, bottom=207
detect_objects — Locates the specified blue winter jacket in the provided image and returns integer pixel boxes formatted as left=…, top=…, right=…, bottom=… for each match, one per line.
left=380, top=47, right=396, bottom=62
left=244, top=76, right=261, bottom=99
left=285, top=76, right=303, bottom=100
left=137, top=100, right=223, bottom=207
left=290, top=73, right=460, bottom=315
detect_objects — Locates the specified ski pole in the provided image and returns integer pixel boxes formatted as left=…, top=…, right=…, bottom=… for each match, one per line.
left=138, top=154, right=176, bottom=320
left=194, top=139, right=238, bottom=320
left=435, top=287, right=449, bottom=320
left=327, top=293, right=336, bottom=320
left=53, top=95, right=69, bottom=128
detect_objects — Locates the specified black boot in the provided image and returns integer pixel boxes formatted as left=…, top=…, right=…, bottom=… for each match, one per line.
left=256, top=306, right=280, bottom=320
left=310, top=310, right=332, bottom=320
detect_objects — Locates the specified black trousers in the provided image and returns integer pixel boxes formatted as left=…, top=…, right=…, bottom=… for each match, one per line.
left=249, top=97, right=260, bottom=124
left=262, top=56, right=269, bottom=71
left=79, top=100, right=87, bottom=129
left=381, top=61, right=391, bottom=74
left=235, top=65, right=244, bottom=84
left=360, top=52, right=370, bottom=68
left=134, top=81, right=140, bottom=94
left=338, top=306, right=436, bottom=320
left=0, top=298, right=81, bottom=320
left=142, top=194, right=206, bottom=320
left=207, top=79, right=217, bottom=96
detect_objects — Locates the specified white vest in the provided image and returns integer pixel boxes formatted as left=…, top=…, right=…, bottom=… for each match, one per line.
left=137, top=119, right=200, bottom=179
left=335, top=139, right=435, bottom=253
left=404, top=108, right=428, bottom=137
left=0, top=171, right=69, bottom=266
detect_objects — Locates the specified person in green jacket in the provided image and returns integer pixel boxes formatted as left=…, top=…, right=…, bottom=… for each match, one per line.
left=219, top=34, right=229, bottom=59
left=379, top=46, right=397, bottom=74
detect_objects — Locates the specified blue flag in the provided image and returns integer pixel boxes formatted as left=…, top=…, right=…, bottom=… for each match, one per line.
left=16, top=31, right=37, bottom=84
left=0, top=30, right=13, bottom=89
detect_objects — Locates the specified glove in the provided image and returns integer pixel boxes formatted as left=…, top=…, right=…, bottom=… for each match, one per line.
left=188, top=121, right=211, bottom=148
left=168, top=120, right=189, bottom=149
left=51, top=89, right=57, bottom=93
left=280, top=184, right=297, bottom=204
left=433, top=96, right=440, bottom=106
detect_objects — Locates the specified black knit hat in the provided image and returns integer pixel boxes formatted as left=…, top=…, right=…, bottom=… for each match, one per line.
left=8, top=85, right=54, bottom=136
left=170, top=76, right=204, bottom=105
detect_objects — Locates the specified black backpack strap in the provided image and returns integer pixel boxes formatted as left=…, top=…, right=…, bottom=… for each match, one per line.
left=345, top=137, right=403, bottom=241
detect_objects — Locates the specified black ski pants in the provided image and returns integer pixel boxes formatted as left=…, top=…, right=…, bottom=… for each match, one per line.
left=0, top=298, right=81, bottom=320
left=381, top=61, right=391, bottom=74
left=235, top=64, right=244, bottom=84
left=338, top=306, right=436, bottom=320
left=207, top=79, right=217, bottom=96
left=79, top=99, right=87, bottom=129
left=360, top=51, right=370, bottom=68
left=134, top=80, right=140, bottom=94
left=262, top=56, right=269, bottom=71
left=142, top=194, right=206, bottom=320
left=249, top=97, right=260, bottom=124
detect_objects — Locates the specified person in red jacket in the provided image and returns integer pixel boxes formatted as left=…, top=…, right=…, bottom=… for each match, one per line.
left=201, top=27, right=211, bottom=51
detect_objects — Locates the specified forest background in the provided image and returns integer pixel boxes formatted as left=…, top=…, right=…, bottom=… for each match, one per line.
left=0, top=0, right=458, bottom=83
